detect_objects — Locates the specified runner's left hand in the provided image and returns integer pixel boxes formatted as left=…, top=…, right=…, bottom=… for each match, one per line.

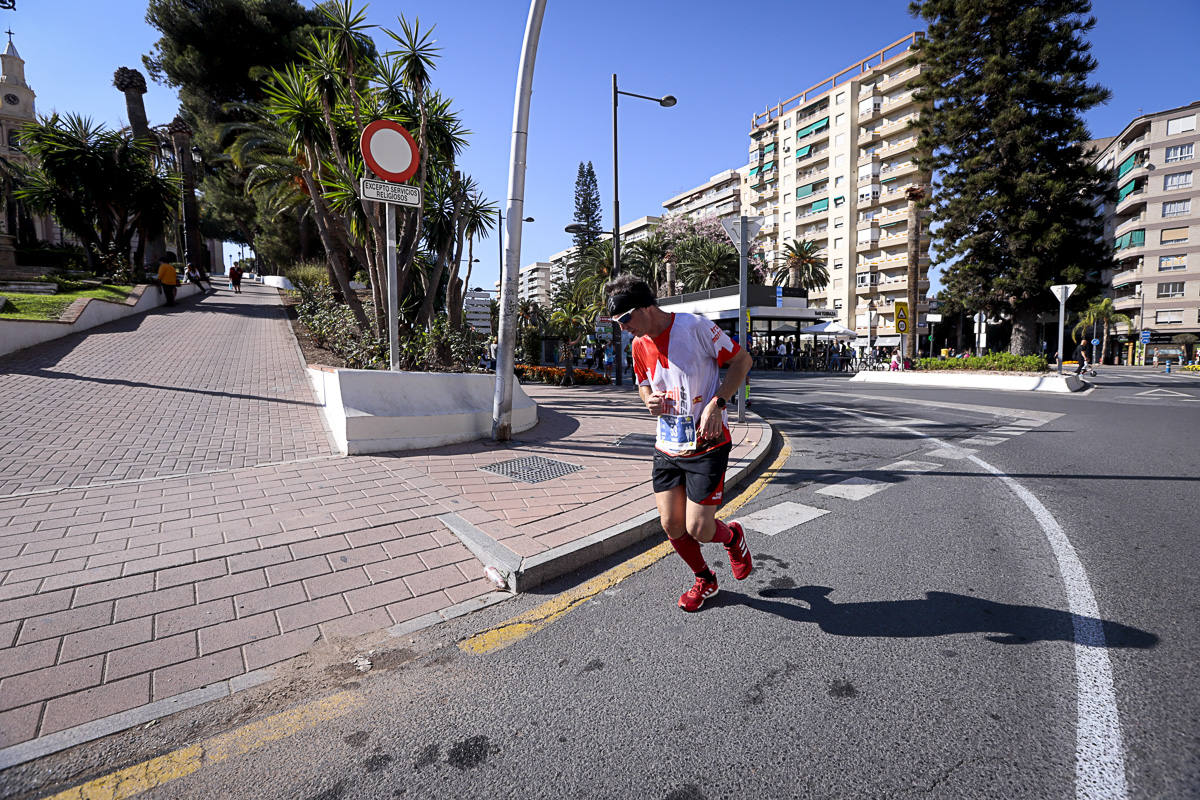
left=698, top=399, right=724, bottom=441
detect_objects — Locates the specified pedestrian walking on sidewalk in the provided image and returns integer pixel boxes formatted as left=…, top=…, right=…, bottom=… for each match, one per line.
left=606, top=275, right=754, bottom=612
left=229, top=265, right=244, bottom=294
left=156, top=253, right=179, bottom=306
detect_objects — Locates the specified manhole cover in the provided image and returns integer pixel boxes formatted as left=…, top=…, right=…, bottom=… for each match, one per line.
left=480, top=456, right=583, bottom=484
left=611, top=433, right=655, bottom=448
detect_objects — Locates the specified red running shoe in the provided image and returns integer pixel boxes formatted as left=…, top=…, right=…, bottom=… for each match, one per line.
left=678, top=573, right=719, bottom=612
left=725, top=521, right=753, bottom=580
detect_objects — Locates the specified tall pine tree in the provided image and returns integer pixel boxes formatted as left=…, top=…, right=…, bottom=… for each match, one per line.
left=910, top=0, right=1114, bottom=354
left=569, top=161, right=604, bottom=284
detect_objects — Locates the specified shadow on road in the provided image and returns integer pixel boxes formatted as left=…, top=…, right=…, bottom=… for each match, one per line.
left=733, top=584, right=1159, bottom=649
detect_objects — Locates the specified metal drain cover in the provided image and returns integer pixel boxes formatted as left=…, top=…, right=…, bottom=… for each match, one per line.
left=611, top=433, right=655, bottom=448
left=480, top=456, right=583, bottom=484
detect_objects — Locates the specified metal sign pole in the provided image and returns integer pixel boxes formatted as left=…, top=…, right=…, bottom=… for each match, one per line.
left=737, top=216, right=748, bottom=423
left=1056, top=298, right=1066, bottom=376
left=387, top=203, right=399, bottom=371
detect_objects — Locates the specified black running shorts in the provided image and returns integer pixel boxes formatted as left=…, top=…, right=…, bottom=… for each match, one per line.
left=651, top=442, right=731, bottom=506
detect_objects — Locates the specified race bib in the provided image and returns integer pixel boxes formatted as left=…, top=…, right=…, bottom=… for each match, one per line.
left=657, top=413, right=696, bottom=453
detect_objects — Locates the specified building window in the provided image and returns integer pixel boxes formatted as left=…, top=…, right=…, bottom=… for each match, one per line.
left=1165, top=143, right=1194, bottom=163
left=833, top=237, right=844, bottom=248
left=835, top=133, right=846, bottom=147
left=834, top=155, right=847, bottom=169
left=835, top=92, right=846, bottom=105
left=1155, top=310, right=1183, bottom=324
left=1157, top=281, right=1185, bottom=298
left=833, top=259, right=844, bottom=270
left=1159, top=254, right=1187, bottom=271
left=835, top=113, right=845, bottom=126
left=834, top=175, right=844, bottom=187
left=1162, top=199, right=1191, bottom=218
left=833, top=278, right=844, bottom=290
left=1163, top=171, right=1193, bottom=191
left=1161, top=226, right=1189, bottom=244
left=833, top=196, right=846, bottom=208
left=1166, top=115, right=1197, bottom=136
left=833, top=299, right=844, bottom=309
left=783, top=118, right=792, bottom=130
left=834, top=217, right=844, bottom=228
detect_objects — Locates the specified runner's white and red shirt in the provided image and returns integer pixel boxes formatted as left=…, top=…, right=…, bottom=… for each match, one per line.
left=632, top=312, right=742, bottom=458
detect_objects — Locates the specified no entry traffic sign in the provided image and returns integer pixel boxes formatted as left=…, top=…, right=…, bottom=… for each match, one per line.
left=360, top=119, right=419, bottom=184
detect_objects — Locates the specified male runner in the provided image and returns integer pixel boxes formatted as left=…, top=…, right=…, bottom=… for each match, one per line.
left=606, top=275, right=754, bottom=612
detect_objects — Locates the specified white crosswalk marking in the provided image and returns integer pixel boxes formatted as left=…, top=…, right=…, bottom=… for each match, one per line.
left=739, top=501, right=829, bottom=536
left=816, top=476, right=889, bottom=500
left=962, top=435, right=1007, bottom=447
left=925, top=445, right=977, bottom=459
left=883, top=459, right=942, bottom=473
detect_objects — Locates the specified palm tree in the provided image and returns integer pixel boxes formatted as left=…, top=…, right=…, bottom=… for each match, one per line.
left=770, top=239, right=829, bottom=291
left=549, top=286, right=593, bottom=386
left=517, top=298, right=543, bottom=331
left=675, top=236, right=738, bottom=292
left=625, top=231, right=671, bottom=296
left=904, top=185, right=925, bottom=360
left=16, top=114, right=175, bottom=277
left=1072, top=297, right=1133, bottom=365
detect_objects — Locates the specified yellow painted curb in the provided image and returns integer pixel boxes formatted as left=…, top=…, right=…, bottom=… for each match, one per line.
left=43, top=691, right=363, bottom=800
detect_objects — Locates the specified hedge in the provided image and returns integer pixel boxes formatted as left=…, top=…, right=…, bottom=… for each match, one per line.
left=515, top=364, right=610, bottom=385
left=914, top=353, right=1049, bottom=372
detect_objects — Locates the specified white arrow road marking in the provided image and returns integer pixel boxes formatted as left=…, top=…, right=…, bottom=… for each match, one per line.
left=815, top=476, right=889, bottom=500
left=739, top=501, right=829, bottom=536
left=1133, top=388, right=1194, bottom=397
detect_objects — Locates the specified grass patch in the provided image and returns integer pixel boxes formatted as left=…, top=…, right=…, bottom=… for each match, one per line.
left=0, top=283, right=135, bottom=321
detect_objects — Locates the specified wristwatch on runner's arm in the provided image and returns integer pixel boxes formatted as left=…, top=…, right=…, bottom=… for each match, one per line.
left=714, top=396, right=726, bottom=409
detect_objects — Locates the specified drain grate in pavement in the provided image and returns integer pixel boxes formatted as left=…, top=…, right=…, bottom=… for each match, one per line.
left=611, top=433, right=655, bottom=448
left=480, top=455, right=584, bottom=484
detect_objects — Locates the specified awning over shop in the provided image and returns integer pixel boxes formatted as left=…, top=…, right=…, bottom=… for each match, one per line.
left=873, top=335, right=901, bottom=346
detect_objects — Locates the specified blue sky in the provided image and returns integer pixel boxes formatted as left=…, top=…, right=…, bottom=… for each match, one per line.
left=8, top=0, right=1199, bottom=285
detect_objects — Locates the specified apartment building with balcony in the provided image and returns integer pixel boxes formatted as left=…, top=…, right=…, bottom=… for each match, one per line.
left=517, top=261, right=553, bottom=307
left=662, top=169, right=744, bottom=224
left=1092, top=101, right=1200, bottom=362
left=745, top=33, right=930, bottom=348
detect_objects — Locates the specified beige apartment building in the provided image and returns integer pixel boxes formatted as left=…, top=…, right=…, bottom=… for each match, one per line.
left=745, top=33, right=930, bottom=349
left=662, top=169, right=744, bottom=225
left=1093, top=101, right=1200, bottom=363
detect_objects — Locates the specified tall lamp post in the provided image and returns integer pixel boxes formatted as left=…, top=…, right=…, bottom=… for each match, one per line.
left=609, top=75, right=676, bottom=385
left=166, top=117, right=202, bottom=270
left=498, top=212, right=534, bottom=282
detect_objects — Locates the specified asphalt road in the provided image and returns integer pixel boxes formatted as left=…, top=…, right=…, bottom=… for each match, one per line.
left=7, top=368, right=1197, bottom=800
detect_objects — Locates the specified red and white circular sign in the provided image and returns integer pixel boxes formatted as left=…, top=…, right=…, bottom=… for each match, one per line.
left=360, top=120, right=419, bottom=183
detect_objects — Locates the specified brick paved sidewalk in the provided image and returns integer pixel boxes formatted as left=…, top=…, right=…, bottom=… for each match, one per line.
left=0, top=287, right=769, bottom=763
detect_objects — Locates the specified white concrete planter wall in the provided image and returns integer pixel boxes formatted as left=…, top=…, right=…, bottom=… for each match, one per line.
left=307, top=367, right=539, bottom=454
left=0, top=284, right=200, bottom=358
left=850, top=370, right=1085, bottom=392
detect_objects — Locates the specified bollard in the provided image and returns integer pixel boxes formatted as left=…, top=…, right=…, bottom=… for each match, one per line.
left=1165, top=360, right=1172, bottom=374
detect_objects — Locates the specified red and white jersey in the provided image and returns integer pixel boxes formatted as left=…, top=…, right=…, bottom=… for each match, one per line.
left=633, top=312, right=742, bottom=457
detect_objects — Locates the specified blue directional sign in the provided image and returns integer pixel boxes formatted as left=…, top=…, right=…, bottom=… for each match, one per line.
left=1091, top=338, right=1100, bottom=346
left=1140, top=331, right=1152, bottom=344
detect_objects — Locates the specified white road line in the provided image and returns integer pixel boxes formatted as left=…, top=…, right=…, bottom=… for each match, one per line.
left=961, top=435, right=1008, bottom=447
left=815, top=476, right=888, bottom=500
left=924, top=445, right=977, bottom=459
left=798, top=400, right=1130, bottom=800
left=883, top=459, right=941, bottom=473
left=740, top=501, right=829, bottom=536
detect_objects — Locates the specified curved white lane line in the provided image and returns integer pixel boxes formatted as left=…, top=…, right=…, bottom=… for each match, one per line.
left=789, top=399, right=1130, bottom=800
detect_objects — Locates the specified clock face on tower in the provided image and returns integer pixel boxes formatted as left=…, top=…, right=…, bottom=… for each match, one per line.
left=2, top=94, right=18, bottom=106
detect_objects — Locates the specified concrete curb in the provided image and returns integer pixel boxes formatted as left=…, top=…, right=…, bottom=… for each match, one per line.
left=849, top=370, right=1086, bottom=392
left=442, top=413, right=776, bottom=594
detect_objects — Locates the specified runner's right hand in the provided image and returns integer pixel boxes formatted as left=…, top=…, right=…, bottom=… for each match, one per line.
left=646, top=391, right=667, bottom=415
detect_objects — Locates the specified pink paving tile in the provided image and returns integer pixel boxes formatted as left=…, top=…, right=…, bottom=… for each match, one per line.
left=243, top=626, right=322, bottom=671
left=17, top=603, right=114, bottom=645
left=0, top=638, right=59, bottom=680
left=319, top=608, right=391, bottom=641
left=362, top=555, right=425, bottom=584
left=72, top=573, right=155, bottom=607
left=386, top=593, right=450, bottom=625
left=40, top=673, right=150, bottom=735
left=303, top=567, right=370, bottom=599
left=152, top=649, right=243, bottom=700
left=198, top=611, right=280, bottom=655
left=343, top=578, right=412, bottom=614
left=0, top=655, right=103, bottom=710
left=59, top=617, right=153, bottom=663
left=155, top=598, right=236, bottom=638
left=0, top=703, right=41, bottom=748
left=234, top=583, right=307, bottom=618
left=444, top=578, right=495, bottom=605
left=404, top=564, right=468, bottom=598
left=196, top=569, right=269, bottom=603
left=113, top=585, right=194, bottom=622
left=276, top=595, right=350, bottom=633
left=106, top=632, right=198, bottom=681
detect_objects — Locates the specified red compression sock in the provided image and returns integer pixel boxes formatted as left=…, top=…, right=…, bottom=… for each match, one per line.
left=710, top=518, right=735, bottom=545
left=669, top=534, right=708, bottom=574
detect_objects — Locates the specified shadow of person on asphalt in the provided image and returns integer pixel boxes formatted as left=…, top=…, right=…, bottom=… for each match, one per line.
left=734, top=585, right=1159, bottom=649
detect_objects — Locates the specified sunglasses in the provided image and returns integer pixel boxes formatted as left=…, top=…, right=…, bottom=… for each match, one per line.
left=616, top=307, right=637, bottom=325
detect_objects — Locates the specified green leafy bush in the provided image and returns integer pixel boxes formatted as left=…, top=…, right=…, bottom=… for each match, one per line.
left=283, top=261, right=331, bottom=289
left=514, top=364, right=610, bottom=385
left=291, top=282, right=484, bottom=372
left=518, top=327, right=541, bottom=365
left=915, top=353, right=1049, bottom=372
